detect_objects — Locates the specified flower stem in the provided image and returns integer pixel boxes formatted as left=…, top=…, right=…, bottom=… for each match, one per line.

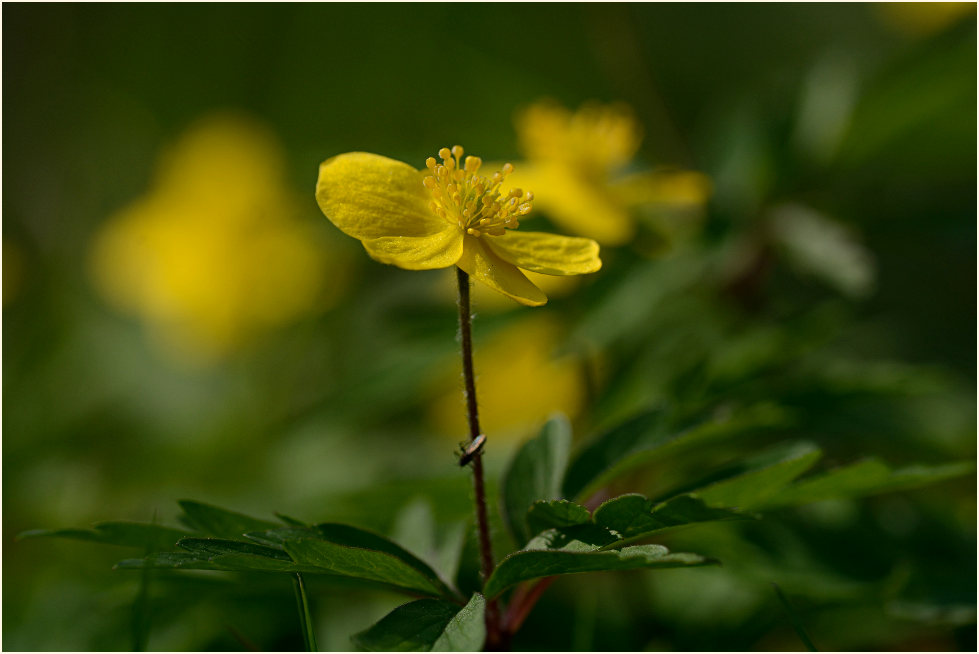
left=455, top=266, right=504, bottom=650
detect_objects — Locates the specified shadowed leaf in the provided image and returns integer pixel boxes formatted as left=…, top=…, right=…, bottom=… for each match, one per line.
left=501, top=415, right=572, bottom=545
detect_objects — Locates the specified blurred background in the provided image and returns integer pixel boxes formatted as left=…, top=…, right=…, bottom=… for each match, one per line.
left=3, top=3, right=976, bottom=651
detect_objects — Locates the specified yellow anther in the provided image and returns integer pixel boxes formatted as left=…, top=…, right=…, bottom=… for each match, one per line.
left=422, top=147, right=533, bottom=239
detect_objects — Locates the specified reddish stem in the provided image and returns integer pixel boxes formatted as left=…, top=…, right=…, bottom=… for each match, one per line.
left=456, top=267, right=503, bottom=650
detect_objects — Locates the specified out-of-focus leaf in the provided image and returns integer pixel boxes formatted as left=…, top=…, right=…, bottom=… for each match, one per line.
left=19, top=522, right=192, bottom=551
left=689, top=441, right=823, bottom=509
left=562, top=403, right=789, bottom=501
left=177, top=500, right=279, bottom=540
left=431, top=594, right=486, bottom=652
left=770, top=203, right=876, bottom=298
left=500, top=415, right=572, bottom=546
left=593, top=494, right=749, bottom=545
left=758, top=459, right=974, bottom=509
left=351, top=598, right=466, bottom=652
left=482, top=544, right=713, bottom=599
left=526, top=500, right=591, bottom=536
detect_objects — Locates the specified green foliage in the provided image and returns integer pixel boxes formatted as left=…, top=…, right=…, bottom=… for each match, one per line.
left=352, top=594, right=485, bottom=652
left=19, top=522, right=192, bottom=551
left=483, top=545, right=712, bottom=600
left=500, top=415, right=572, bottom=545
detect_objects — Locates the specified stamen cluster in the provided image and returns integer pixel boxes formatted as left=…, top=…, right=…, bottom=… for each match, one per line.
left=423, top=145, right=533, bottom=238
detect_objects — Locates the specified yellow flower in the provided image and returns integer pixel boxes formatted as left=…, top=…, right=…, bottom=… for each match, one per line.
left=507, top=100, right=712, bottom=246
left=315, top=146, right=602, bottom=307
left=91, top=113, right=339, bottom=365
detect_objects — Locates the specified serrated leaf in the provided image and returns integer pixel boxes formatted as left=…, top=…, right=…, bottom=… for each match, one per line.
left=758, top=459, right=974, bottom=509
left=18, top=521, right=192, bottom=550
left=682, top=441, right=823, bottom=509
left=562, top=404, right=788, bottom=501
left=116, top=550, right=304, bottom=573
left=526, top=500, right=591, bottom=536
left=431, top=594, right=485, bottom=652
left=279, top=523, right=454, bottom=598
left=501, top=415, right=572, bottom=546
left=593, top=494, right=749, bottom=545
left=177, top=500, right=279, bottom=540
left=177, top=537, right=292, bottom=561
left=525, top=524, right=620, bottom=553
left=352, top=599, right=462, bottom=651
left=483, top=544, right=713, bottom=599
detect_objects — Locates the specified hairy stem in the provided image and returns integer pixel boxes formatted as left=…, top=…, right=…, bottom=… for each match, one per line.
left=456, top=266, right=504, bottom=650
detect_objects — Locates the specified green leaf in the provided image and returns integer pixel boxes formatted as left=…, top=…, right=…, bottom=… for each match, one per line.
left=593, top=494, right=749, bottom=545
left=177, top=537, right=293, bottom=561
left=18, top=521, right=193, bottom=550
left=758, top=459, right=974, bottom=509
left=279, top=524, right=455, bottom=598
left=500, top=415, right=572, bottom=545
left=526, top=500, right=591, bottom=536
left=483, top=544, right=713, bottom=599
left=687, top=441, right=823, bottom=509
left=525, top=524, right=621, bottom=553
left=562, top=403, right=788, bottom=501
left=177, top=500, right=279, bottom=540
left=431, top=594, right=486, bottom=652
left=351, top=599, right=462, bottom=651
left=116, top=550, right=304, bottom=573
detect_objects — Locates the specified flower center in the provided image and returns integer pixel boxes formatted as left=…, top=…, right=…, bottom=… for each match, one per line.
left=422, top=145, right=533, bottom=238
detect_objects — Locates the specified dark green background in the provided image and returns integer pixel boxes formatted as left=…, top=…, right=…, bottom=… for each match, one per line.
left=4, top=3, right=975, bottom=651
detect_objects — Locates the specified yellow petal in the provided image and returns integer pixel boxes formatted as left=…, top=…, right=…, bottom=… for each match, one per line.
left=316, top=152, right=445, bottom=240
left=456, top=237, right=547, bottom=307
left=506, top=162, right=635, bottom=246
left=485, top=231, right=601, bottom=276
left=362, top=227, right=464, bottom=270
left=610, top=170, right=712, bottom=207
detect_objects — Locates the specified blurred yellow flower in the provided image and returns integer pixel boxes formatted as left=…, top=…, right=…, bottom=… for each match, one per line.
left=508, top=100, right=712, bottom=246
left=876, top=2, right=975, bottom=37
left=315, top=146, right=601, bottom=307
left=428, top=314, right=585, bottom=442
left=91, top=113, right=337, bottom=365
